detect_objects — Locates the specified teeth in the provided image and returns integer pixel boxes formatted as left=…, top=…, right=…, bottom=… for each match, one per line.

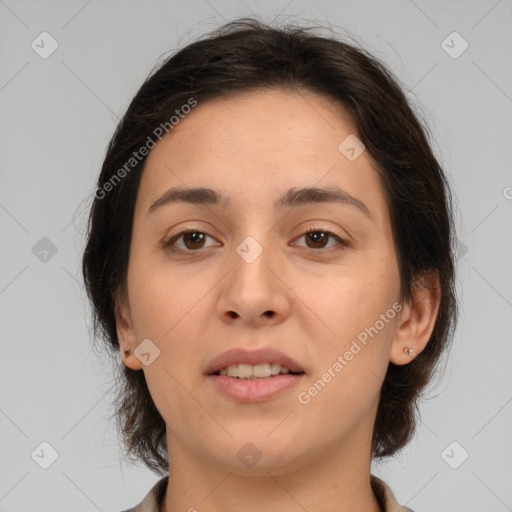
left=271, top=364, right=285, bottom=375
left=218, top=363, right=295, bottom=379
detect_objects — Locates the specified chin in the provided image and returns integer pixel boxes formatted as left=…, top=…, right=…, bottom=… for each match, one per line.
left=205, top=433, right=301, bottom=473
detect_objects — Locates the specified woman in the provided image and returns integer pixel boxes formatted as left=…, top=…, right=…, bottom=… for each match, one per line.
left=82, top=17, right=457, bottom=512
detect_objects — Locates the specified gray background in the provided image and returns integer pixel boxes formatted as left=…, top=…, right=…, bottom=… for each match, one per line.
left=1, top=1, right=511, bottom=511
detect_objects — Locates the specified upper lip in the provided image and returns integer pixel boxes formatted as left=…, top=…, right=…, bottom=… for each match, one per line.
left=205, top=347, right=305, bottom=375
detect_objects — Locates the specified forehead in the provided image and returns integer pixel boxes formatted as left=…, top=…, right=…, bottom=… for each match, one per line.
left=162, top=88, right=358, bottom=147
left=137, top=88, right=387, bottom=221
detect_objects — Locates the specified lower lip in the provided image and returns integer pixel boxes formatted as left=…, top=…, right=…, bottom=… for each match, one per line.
left=207, top=374, right=305, bottom=403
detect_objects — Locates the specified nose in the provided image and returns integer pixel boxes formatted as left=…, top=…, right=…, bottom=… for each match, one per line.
left=217, top=237, right=291, bottom=327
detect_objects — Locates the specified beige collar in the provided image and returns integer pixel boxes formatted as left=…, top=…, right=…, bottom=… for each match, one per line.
left=125, top=474, right=415, bottom=512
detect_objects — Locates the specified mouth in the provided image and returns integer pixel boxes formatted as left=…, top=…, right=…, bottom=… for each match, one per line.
left=205, top=347, right=306, bottom=402
left=205, top=347, right=306, bottom=378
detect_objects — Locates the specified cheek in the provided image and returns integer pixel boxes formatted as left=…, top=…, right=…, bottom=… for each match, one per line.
left=127, top=248, right=185, bottom=330
left=304, top=268, right=397, bottom=342
left=299, top=285, right=396, bottom=415
left=126, top=257, right=210, bottom=370
left=305, top=265, right=399, bottom=391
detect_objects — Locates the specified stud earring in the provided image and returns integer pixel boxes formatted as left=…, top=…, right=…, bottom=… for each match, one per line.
left=403, top=347, right=415, bottom=357
left=124, top=347, right=131, bottom=356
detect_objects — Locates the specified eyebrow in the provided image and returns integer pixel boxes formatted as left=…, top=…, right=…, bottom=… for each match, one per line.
left=147, top=186, right=372, bottom=219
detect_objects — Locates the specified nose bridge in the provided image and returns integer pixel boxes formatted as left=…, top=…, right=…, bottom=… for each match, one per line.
left=232, top=228, right=275, bottom=292
left=218, top=223, right=289, bottom=324
left=231, top=211, right=274, bottom=269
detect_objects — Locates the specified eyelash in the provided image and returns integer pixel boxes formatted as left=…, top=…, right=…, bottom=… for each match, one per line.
left=162, top=224, right=349, bottom=254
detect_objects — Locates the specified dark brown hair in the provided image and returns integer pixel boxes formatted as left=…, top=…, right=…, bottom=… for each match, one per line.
left=82, top=17, right=458, bottom=475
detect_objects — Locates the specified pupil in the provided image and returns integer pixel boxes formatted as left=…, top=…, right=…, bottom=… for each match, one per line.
left=186, top=232, right=204, bottom=249
left=308, top=231, right=327, bottom=248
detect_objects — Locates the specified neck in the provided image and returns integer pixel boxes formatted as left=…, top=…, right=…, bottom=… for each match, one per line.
left=160, top=432, right=381, bottom=512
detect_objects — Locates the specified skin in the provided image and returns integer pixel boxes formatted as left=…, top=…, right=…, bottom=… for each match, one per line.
left=116, top=88, right=440, bottom=512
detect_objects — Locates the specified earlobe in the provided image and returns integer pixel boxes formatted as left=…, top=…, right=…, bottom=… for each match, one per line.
left=115, top=292, right=144, bottom=371
left=390, top=271, right=441, bottom=365
left=120, top=345, right=143, bottom=370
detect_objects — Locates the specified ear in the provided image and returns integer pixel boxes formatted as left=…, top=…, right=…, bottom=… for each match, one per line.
left=390, top=270, right=441, bottom=365
left=114, top=288, right=144, bottom=371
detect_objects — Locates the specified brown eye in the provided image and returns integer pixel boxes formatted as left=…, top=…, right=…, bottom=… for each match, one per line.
left=182, top=231, right=206, bottom=250
left=304, top=231, right=329, bottom=249
left=293, top=227, right=348, bottom=251
left=164, top=230, right=219, bottom=252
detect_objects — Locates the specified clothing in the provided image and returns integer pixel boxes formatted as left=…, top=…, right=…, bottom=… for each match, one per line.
left=120, top=474, right=415, bottom=512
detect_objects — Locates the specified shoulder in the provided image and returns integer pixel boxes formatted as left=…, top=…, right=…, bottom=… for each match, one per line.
left=371, top=474, right=417, bottom=512
left=119, top=475, right=169, bottom=512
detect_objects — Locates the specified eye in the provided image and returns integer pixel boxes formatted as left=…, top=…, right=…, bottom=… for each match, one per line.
left=163, top=229, right=220, bottom=252
left=292, top=225, right=348, bottom=251
left=162, top=225, right=348, bottom=254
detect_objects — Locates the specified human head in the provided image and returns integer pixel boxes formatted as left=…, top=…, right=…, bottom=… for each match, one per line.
left=82, top=17, right=457, bottom=474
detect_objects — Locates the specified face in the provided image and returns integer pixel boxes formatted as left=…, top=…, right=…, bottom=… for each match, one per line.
left=116, top=88, right=411, bottom=475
